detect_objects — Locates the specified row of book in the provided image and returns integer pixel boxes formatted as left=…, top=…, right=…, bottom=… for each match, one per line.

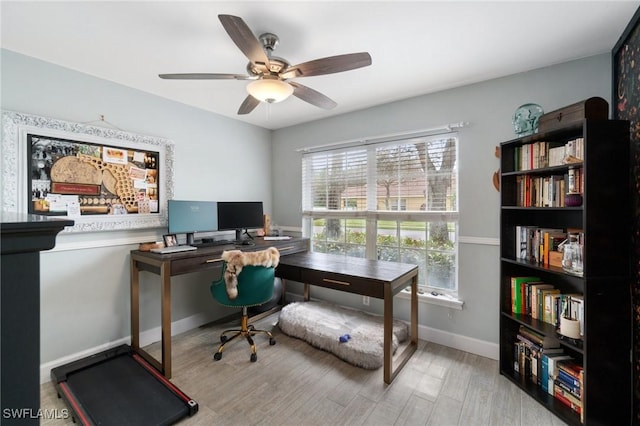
left=510, top=276, right=584, bottom=335
left=515, top=226, right=568, bottom=266
left=514, top=325, right=584, bottom=422
left=514, top=167, right=583, bottom=207
left=513, top=138, right=584, bottom=171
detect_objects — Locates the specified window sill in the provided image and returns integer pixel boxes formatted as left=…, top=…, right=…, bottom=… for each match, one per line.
left=398, top=288, right=464, bottom=310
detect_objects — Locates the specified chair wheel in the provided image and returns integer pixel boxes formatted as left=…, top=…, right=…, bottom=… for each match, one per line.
left=269, top=338, right=276, bottom=345
left=250, top=353, right=257, bottom=362
left=220, top=335, right=228, bottom=343
left=213, top=352, right=222, bottom=361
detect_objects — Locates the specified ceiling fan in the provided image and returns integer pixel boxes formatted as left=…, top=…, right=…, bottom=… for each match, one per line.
left=159, top=14, right=372, bottom=115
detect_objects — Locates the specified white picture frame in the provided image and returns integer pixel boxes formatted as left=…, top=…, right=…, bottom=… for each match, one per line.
left=1, top=111, right=174, bottom=232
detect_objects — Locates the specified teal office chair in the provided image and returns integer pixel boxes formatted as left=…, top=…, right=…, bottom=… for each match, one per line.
left=210, top=263, right=276, bottom=362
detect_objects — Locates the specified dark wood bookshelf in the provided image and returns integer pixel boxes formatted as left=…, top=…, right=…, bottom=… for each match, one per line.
left=499, top=118, right=631, bottom=425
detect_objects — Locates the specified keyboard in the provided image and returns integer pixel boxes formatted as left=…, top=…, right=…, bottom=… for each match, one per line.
left=263, top=236, right=291, bottom=241
left=150, top=245, right=197, bottom=254
left=194, top=239, right=234, bottom=248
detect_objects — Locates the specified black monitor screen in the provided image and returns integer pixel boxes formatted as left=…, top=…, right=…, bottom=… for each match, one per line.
left=168, top=200, right=218, bottom=240
left=217, top=201, right=264, bottom=232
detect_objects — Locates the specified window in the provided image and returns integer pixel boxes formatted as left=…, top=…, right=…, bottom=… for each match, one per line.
left=302, top=132, right=459, bottom=295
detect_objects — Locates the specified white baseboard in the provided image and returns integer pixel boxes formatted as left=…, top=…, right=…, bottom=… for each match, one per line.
left=40, top=311, right=216, bottom=384
left=417, top=324, right=499, bottom=360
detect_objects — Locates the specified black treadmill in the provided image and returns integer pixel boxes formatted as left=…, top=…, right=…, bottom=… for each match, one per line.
left=51, top=345, right=198, bottom=425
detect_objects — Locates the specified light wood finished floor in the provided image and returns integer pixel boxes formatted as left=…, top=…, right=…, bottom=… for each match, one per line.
left=41, top=313, right=568, bottom=425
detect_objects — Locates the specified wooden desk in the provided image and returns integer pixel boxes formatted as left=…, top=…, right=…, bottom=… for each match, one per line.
left=276, top=252, right=419, bottom=384
left=129, top=237, right=309, bottom=378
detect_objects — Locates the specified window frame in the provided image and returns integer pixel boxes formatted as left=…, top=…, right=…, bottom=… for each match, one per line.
left=302, top=132, right=459, bottom=297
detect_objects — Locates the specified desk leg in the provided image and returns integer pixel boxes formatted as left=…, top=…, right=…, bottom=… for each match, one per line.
left=304, top=283, right=310, bottom=301
left=383, top=275, right=418, bottom=384
left=410, top=275, right=418, bottom=345
left=383, top=284, right=393, bottom=384
left=281, top=278, right=287, bottom=304
left=130, top=258, right=140, bottom=351
left=130, top=257, right=170, bottom=377
left=160, top=261, right=172, bottom=378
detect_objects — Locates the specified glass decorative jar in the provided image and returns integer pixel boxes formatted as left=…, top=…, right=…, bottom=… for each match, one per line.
left=561, top=233, right=583, bottom=275
left=512, top=103, right=544, bottom=136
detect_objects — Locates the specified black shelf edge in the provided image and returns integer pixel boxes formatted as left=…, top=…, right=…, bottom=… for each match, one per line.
left=502, top=163, right=582, bottom=177
left=500, top=369, right=582, bottom=426
left=499, top=122, right=584, bottom=146
left=500, top=206, right=582, bottom=211
left=500, top=257, right=584, bottom=278
left=500, top=312, right=584, bottom=353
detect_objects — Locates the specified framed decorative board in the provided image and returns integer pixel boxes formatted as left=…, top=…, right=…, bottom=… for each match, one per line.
left=612, top=5, right=640, bottom=423
left=2, top=111, right=174, bottom=232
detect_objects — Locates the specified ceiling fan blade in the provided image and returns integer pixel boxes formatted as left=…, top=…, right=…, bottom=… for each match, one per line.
left=281, top=52, right=372, bottom=79
left=159, top=73, right=251, bottom=80
left=218, top=14, right=270, bottom=70
left=237, top=95, right=261, bottom=115
left=289, top=82, right=337, bottom=110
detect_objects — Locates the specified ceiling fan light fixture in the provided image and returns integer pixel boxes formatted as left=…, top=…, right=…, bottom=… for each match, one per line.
left=247, top=77, right=293, bottom=103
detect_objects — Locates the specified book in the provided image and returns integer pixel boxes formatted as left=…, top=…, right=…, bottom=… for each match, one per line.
left=516, top=225, right=528, bottom=259
left=554, top=384, right=582, bottom=415
left=530, top=283, right=553, bottom=319
left=558, top=359, right=584, bottom=378
left=524, top=281, right=532, bottom=316
left=514, top=341, right=523, bottom=374
left=550, top=293, right=562, bottom=328
left=539, top=288, right=560, bottom=323
left=557, top=367, right=581, bottom=388
left=556, top=376, right=581, bottom=398
left=541, top=352, right=570, bottom=393
left=556, top=370, right=581, bottom=394
left=516, top=332, right=561, bottom=385
left=543, top=290, right=561, bottom=324
left=541, top=229, right=565, bottom=264
left=511, top=276, right=541, bottom=314
left=555, top=382, right=582, bottom=405
left=548, top=145, right=566, bottom=167
left=515, top=341, right=530, bottom=377
left=546, top=354, right=573, bottom=395
left=518, top=325, right=560, bottom=349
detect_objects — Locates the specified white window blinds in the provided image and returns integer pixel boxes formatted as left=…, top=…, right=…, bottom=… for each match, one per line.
left=301, top=131, right=459, bottom=293
left=303, top=135, right=458, bottom=214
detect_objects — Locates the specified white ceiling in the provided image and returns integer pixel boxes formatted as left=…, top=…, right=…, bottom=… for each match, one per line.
left=1, top=1, right=638, bottom=130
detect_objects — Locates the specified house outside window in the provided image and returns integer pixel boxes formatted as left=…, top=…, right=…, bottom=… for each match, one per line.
left=302, top=132, right=459, bottom=295
left=390, top=199, right=407, bottom=211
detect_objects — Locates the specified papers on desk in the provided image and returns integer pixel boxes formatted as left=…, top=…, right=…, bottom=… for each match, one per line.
left=263, top=236, right=292, bottom=241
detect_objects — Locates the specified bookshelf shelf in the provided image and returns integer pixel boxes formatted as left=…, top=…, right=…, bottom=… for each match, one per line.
left=502, top=369, right=582, bottom=425
left=501, top=206, right=583, bottom=210
left=502, top=163, right=582, bottom=177
left=499, top=118, right=631, bottom=425
left=500, top=257, right=583, bottom=277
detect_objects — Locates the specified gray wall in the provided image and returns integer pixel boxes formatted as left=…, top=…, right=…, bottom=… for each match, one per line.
left=272, top=54, right=613, bottom=345
left=1, top=48, right=613, bottom=370
left=1, top=49, right=272, bottom=365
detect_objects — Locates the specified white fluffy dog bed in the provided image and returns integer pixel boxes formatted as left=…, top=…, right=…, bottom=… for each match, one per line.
left=277, top=301, right=408, bottom=370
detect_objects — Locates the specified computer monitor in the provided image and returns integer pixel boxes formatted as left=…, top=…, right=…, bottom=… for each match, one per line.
left=217, top=201, right=264, bottom=242
left=168, top=200, right=218, bottom=245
